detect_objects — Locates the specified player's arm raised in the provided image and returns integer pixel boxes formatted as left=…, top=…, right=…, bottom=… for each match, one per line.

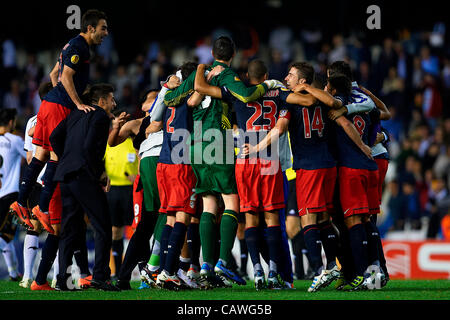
left=164, top=71, right=195, bottom=107
left=358, top=85, right=391, bottom=120
left=60, top=65, right=95, bottom=113
left=108, top=112, right=131, bottom=147
left=333, top=115, right=373, bottom=159
left=194, top=64, right=223, bottom=99
left=294, top=83, right=342, bottom=109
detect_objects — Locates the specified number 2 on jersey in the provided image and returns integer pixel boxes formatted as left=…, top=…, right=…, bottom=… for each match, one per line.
left=302, top=106, right=324, bottom=138
left=246, top=100, right=277, bottom=131
left=166, top=106, right=176, bottom=133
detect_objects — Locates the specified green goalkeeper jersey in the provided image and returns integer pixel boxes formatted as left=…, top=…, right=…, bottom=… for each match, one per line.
left=164, top=60, right=269, bottom=195
left=164, top=61, right=268, bottom=134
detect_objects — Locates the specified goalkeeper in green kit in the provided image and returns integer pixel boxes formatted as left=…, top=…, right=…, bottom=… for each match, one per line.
left=164, top=36, right=283, bottom=287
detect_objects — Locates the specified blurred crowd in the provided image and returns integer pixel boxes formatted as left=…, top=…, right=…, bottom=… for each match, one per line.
left=1, top=22, right=449, bottom=240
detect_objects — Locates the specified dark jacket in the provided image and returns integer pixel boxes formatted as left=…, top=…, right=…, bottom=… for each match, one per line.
left=50, top=105, right=110, bottom=182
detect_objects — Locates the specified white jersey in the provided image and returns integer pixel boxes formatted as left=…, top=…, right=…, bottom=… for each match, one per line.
left=346, top=81, right=376, bottom=114
left=0, top=132, right=26, bottom=198
left=139, top=131, right=163, bottom=159
left=24, top=116, right=46, bottom=185
left=138, top=89, right=165, bottom=159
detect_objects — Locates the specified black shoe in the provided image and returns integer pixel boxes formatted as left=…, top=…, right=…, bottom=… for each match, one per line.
left=116, top=279, right=132, bottom=290
left=91, top=279, right=121, bottom=291
left=55, top=281, right=81, bottom=291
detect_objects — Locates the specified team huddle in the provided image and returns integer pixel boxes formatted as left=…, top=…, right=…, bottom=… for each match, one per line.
left=3, top=9, right=392, bottom=292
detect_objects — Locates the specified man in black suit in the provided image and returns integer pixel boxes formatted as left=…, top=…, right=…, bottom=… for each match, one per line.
left=51, top=83, right=125, bottom=291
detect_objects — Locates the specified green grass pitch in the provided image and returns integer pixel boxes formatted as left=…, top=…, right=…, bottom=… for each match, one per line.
left=0, top=279, right=449, bottom=300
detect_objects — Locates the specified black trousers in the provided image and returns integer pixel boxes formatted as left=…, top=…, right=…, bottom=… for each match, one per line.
left=58, top=173, right=112, bottom=284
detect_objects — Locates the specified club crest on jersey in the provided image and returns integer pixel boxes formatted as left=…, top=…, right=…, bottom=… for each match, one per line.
left=71, top=55, right=79, bottom=64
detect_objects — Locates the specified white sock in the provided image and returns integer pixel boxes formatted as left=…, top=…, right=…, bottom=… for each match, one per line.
left=1, top=240, right=19, bottom=278
left=23, top=233, right=40, bottom=279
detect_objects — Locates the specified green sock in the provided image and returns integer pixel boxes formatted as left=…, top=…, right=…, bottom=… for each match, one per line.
left=199, top=212, right=216, bottom=266
left=147, top=213, right=167, bottom=265
left=219, top=210, right=239, bottom=265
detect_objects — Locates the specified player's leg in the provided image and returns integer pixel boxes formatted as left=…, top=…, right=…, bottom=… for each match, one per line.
left=187, top=215, right=201, bottom=280
left=198, top=194, right=219, bottom=286
left=10, top=147, right=49, bottom=229
left=276, top=172, right=294, bottom=288
left=21, top=183, right=44, bottom=288
left=176, top=236, right=199, bottom=288
left=264, top=210, right=286, bottom=289
left=159, top=214, right=175, bottom=279
left=214, top=192, right=246, bottom=285
left=118, top=209, right=158, bottom=289
left=245, top=211, right=265, bottom=289
left=344, top=213, right=368, bottom=288
left=236, top=220, right=249, bottom=280
left=158, top=211, right=191, bottom=290
left=32, top=151, right=59, bottom=235
left=146, top=213, right=166, bottom=274
left=374, top=158, right=390, bottom=285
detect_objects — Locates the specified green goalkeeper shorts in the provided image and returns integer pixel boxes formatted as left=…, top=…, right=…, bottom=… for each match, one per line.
left=139, top=156, right=161, bottom=212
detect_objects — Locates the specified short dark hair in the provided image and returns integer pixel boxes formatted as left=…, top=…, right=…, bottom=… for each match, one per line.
left=0, top=108, right=17, bottom=126
left=87, top=83, right=114, bottom=104
left=327, top=73, right=352, bottom=95
left=289, top=62, right=315, bottom=84
left=38, top=81, right=53, bottom=100
left=139, top=89, right=159, bottom=106
left=81, top=9, right=107, bottom=33
left=212, top=36, right=236, bottom=62
left=248, top=59, right=267, bottom=80
left=179, top=61, right=198, bottom=81
left=328, top=61, right=352, bottom=80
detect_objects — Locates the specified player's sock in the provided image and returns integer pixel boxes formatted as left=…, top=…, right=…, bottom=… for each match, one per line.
left=319, top=221, right=338, bottom=269
left=199, top=212, right=216, bottom=266
left=148, top=241, right=160, bottom=271
left=38, top=160, right=58, bottom=213
left=266, top=225, right=283, bottom=274
left=302, top=224, right=323, bottom=275
left=0, top=238, right=19, bottom=278
left=179, top=256, right=190, bottom=272
left=112, top=238, right=124, bottom=275
left=23, top=231, right=40, bottom=280
left=35, top=233, right=59, bottom=285
left=278, top=210, right=294, bottom=284
left=146, top=214, right=167, bottom=270
left=348, top=223, right=369, bottom=277
left=245, top=226, right=262, bottom=269
left=164, top=222, right=187, bottom=275
left=370, top=215, right=388, bottom=275
left=239, top=239, right=248, bottom=273
left=291, top=231, right=305, bottom=279
left=364, top=220, right=381, bottom=267
left=219, top=210, right=238, bottom=265
left=18, top=157, right=45, bottom=206
left=187, top=222, right=200, bottom=269
left=159, top=224, right=173, bottom=272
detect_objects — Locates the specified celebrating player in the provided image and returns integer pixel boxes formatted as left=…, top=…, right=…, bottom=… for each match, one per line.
left=10, top=9, right=108, bottom=235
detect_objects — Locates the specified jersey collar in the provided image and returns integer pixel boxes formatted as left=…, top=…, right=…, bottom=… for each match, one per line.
left=212, top=60, right=230, bottom=69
